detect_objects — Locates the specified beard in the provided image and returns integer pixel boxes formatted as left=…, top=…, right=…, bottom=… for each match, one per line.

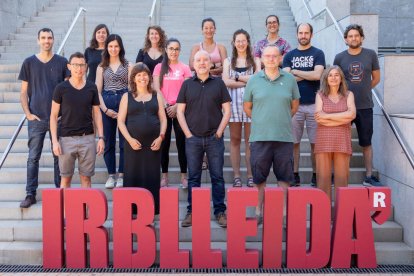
left=298, top=38, right=310, bottom=46
left=348, top=41, right=362, bottom=49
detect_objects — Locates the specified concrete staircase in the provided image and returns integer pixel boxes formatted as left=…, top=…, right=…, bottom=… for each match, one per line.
left=0, top=0, right=412, bottom=266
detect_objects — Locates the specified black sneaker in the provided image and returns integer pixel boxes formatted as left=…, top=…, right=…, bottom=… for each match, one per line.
left=181, top=213, right=192, bottom=227
left=310, top=173, right=317, bottom=187
left=363, top=175, right=382, bottom=187
left=292, top=173, right=300, bottom=187
left=20, top=195, right=36, bottom=208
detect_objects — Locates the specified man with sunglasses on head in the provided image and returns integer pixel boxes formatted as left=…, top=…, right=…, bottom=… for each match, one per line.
left=19, top=28, right=70, bottom=208
left=254, top=14, right=292, bottom=67
left=50, top=52, right=105, bottom=189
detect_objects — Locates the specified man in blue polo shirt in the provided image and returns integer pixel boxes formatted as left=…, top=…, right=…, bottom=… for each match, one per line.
left=244, top=45, right=300, bottom=225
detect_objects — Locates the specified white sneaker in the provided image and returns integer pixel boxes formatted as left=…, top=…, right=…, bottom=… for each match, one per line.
left=105, top=175, right=116, bottom=189
left=116, top=176, right=123, bottom=188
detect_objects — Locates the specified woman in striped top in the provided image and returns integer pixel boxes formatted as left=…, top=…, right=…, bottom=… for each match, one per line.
left=96, top=34, right=132, bottom=189
left=222, top=29, right=261, bottom=187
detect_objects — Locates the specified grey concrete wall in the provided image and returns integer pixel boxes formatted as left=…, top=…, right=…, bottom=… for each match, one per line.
left=373, top=55, right=414, bottom=248
left=0, top=0, right=53, bottom=41
left=351, top=0, right=414, bottom=47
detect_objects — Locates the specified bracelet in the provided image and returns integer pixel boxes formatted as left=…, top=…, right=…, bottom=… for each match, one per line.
left=104, top=108, right=108, bottom=114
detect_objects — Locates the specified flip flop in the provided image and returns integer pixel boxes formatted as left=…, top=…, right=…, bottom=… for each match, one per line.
left=233, top=177, right=242, bottom=187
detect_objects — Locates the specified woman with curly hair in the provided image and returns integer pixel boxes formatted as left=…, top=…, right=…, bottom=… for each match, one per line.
left=135, top=25, right=167, bottom=74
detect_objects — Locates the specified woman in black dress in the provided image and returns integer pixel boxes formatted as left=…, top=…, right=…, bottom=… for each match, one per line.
left=117, top=63, right=167, bottom=215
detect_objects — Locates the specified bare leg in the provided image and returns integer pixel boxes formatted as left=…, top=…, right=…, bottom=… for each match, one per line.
left=278, top=181, right=289, bottom=216
left=80, top=175, right=92, bottom=188
left=229, top=122, right=242, bottom=179
left=60, top=176, right=72, bottom=189
left=243, top=123, right=252, bottom=178
left=362, top=145, right=373, bottom=176
left=293, top=143, right=300, bottom=173
left=310, top=143, right=316, bottom=173
left=256, top=182, right=266, bottom=216
left=332, top=152, right=350, bottom=202
left=316, top=152, right=333, bottom=202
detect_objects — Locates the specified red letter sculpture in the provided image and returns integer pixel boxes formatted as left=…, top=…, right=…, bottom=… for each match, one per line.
left=286, top=188, right=331, bottom=268
left=227, top=188, right=259, bottom=268
left=331, top=187, right=376, bottom=268
left=65, top=189, right=108, bottom=268
left=262, top=187, right=284, bottom=268
left=42, top=189, right=64, bottom=268
left=159, top=188, right=189, bottom=268
left=192, top=188, right=222, bottom=268
left=113, top=188, right=155, bottom=268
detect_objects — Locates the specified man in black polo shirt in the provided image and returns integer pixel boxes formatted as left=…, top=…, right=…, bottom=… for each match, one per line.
left=177, top=50, right=231, bottom=228
left=50, top=52, right=105, bottom=188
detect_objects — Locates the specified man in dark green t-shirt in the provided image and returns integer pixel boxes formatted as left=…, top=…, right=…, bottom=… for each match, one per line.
left=244, top=45, right=300, bottom=224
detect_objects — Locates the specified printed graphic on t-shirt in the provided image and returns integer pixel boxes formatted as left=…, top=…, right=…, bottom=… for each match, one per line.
left=349, top=61, right=364, bottom=83
left=164, top=69, right=182, bottom=80
left=291, top=56, right=314, bottom=68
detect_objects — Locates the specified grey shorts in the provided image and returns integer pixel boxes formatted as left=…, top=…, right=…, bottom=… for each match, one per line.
left=250, top=141, right=294, bottom=184
left=291, top=104, right=317, bottom=144
left=59, top=134, right=96, bottom=177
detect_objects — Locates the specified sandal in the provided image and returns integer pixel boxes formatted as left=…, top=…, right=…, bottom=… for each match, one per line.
left=233, top=177, right=242, bottom=187
left=180, top=177, right=188, bottom=189
left=160, top=176, right=169, bottom=187
left=247, top=177, right=254, bottom=187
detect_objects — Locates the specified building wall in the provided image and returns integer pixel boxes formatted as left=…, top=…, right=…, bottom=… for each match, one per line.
left=351, top=0, right=414, bottom=47
left=0, top=0, right=52, bottom=41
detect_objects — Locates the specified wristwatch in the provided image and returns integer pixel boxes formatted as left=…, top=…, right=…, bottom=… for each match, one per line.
left=98, top=136, right=106, bottom=142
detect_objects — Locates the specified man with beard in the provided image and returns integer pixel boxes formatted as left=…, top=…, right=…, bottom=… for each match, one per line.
left=283, top=23, right=325, bottom=187
left=334, top=24, right=380, bottom=186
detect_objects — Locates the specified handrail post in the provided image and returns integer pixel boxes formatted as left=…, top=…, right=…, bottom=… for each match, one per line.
left=56, top=7, right=86, bottom=55
left=83, top=11, right=86, bottom=51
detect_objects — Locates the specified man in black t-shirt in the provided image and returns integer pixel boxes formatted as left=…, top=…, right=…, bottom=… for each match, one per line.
left=283, top=23, right=325, bottom=187
left=177, top=50, right=231, bottom=228
left=50, top=52, right=104, bottom=188
left=19, top=28, right=70, bottom=208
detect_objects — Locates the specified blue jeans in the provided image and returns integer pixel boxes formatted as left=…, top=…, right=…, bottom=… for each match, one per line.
left=27, top=119, right=60, bottom=196
left=185, top=134, right=226, bottom=215
left=102, top=89, right=126, bottom=174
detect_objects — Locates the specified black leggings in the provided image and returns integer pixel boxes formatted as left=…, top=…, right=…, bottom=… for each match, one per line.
left=161, top=117, right=187, bottom=173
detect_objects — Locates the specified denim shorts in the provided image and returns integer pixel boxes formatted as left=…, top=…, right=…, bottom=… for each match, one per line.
left=250, top=141, right=294, bottom=184
left=59, top=134, right=96, bottom=177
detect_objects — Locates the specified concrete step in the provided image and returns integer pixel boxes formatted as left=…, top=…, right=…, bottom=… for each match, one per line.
left=0, top=92, right=20, bottom=103
left=0, top=135, right=363, bottom=154
left=0, top=151, right=365, bottom=169
left=0, top=241, right=411, bottom=265
left=0, top=167, right=376, bottom=185
left=0, top=219, right=403, bottom=243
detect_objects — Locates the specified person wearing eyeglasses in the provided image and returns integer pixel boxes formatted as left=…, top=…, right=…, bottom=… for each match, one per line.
left=254, top=15, right=291, bottom=67
left=50, top=52, right=105, bottom=189
left=153, top=38, right=192, bottom=188
left=244, top=45, right=300, bottom=225
left=18, top=28, right=70, bottom=208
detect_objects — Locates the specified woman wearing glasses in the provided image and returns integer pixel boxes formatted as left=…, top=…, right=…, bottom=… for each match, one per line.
left=254, top=15, right=291, bottom=67
left=153, top=38, right=192, bottom=188
left=222, top=29, right=261, bottom=187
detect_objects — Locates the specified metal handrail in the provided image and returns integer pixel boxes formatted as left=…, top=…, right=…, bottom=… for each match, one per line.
left=302, top=0, right=414, bottom=170
left=372, top=90, right=414, bottom=169
left=302, top=0, right=345, bottom=44
left=148, top=0, right=160, bottom=25
left=0, top=7, right=87, bottom=170
left=57, top=7, right=87, bottom=55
